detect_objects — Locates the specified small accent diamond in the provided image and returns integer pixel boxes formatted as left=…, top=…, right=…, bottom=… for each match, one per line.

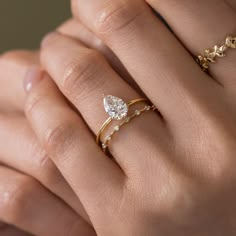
left=114, top=126, right=120, bottom=131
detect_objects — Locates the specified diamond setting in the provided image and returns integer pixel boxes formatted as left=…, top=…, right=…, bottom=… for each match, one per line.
left=103, top=95, right=128, bottom=120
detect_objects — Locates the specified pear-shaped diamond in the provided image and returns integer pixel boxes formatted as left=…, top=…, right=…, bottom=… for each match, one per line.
left=103, top=95, right=128, bottom=120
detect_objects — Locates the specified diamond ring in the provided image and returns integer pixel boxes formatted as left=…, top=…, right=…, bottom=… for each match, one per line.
left=103, top=95, right=129, bottom=120
left=96, top=95, right=156, bottom=153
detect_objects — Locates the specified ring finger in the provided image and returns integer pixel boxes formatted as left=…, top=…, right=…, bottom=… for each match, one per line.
left=40, top=33, right=168, bottom=173
left=147, top=0, right=236, bottom=87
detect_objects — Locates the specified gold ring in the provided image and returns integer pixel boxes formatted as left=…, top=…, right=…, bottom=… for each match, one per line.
left=197, top=35, right=236, bottom=71
left=96, top=95, right=155, bottom=152
left=101, top=104, right=156, bottom=153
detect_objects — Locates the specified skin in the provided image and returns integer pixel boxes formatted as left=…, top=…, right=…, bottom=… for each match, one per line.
left=22, top=0, right=236, bottom=235
left=0, top=20, right=115, bottom=236
left=1, top=0, right=236, bottom=235
left=0, top=17, right=131, bottom=235
left=0, top=223, right=32, bottom=236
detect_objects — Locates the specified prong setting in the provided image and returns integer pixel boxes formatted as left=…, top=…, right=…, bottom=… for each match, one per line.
left=103, top=95, right=128, bottom=120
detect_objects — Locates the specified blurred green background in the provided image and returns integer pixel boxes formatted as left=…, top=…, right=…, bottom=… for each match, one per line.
left=0, top=1, right=71, bottom=53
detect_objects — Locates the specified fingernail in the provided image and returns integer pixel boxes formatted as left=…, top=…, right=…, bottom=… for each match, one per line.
left=41, top=31, right=59, bottom=48
left=23, top=66, right=43, bottom=93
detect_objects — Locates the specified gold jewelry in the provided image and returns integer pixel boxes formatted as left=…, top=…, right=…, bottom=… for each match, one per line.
left=96, top=95, right=153, bottom=151
left=197, top=36, right=236, bottom=71
left=101, top=104, right=156, bottom=153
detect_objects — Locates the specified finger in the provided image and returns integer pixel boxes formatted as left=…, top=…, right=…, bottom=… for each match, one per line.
left=0, top=166, right=95, bottom=236
left=0, top=20, right=135, bottom=114
left=0, top=113, right=90, bottom=223
left=58, top=19, right=134, bottom=85
left=71, top=0, right=218, bottom=128
left=40, top=33, right=167, bottom=172
left=24, top=72, right=124, bottom=224
left=147, top=0, right=236, bottom=87
left=0, top=50, right=39, bottom=112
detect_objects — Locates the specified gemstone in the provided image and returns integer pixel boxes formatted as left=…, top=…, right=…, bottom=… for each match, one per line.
left=114, top=126, right=120, bottom=131
left=103, top=95, right=128, bottom=120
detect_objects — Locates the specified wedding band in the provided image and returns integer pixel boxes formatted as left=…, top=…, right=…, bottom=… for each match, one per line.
left=101, top=104, right=156, bottom=153
left=96, top=95, right=156, bottom=152
left=197, top=36, right=236, bottom=71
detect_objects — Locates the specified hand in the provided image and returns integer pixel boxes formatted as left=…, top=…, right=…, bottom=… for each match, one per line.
left=0, top=18, right=115, bottom=235
left=25, top=0, right=236, bottom=236
left=0, top=51, right=94, bottom=235
left=0, top=17, right=131, bottom=235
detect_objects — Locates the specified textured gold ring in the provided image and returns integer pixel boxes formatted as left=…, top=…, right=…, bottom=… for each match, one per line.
left=96, top=95, right=156, bottom=152
left=197, top=36, right=236, bottom=71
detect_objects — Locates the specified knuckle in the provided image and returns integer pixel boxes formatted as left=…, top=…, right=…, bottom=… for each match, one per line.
left=43, top=121, right=76, bottom=162
left=36, top=152, right=64, bottom=186
left=44, top=123, right=68, bottom=153
left=0, top=176, right=38, bottom=224
left=62, top=51, right=105, bottom=100
left=30, top=143, right=67, bottom=191
left=93, top=37, right=108, bottom=53
left=31, top=142, right=49, bottom=168
left=95, top=1, right=143, bottom=35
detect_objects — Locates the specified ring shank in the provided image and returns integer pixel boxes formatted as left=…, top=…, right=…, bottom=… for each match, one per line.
left=96, top=98, right=148, bottom=146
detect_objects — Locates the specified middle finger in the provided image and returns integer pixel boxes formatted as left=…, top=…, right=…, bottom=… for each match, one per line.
left=71, top=0, right=220, bottom=128
left=147, top=0, right=236, bottom=87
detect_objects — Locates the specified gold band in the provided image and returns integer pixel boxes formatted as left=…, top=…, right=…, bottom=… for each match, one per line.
left=96, top=98, right=148, bottom=147
left=101, top=104, right=156, bottom=153
left=197, top=36, right=236, bottom=71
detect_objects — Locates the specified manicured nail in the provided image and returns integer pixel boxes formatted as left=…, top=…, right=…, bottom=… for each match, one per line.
left=41, top=31, right=59, bottom=48
left=23, top=66, right=43, bottom=93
